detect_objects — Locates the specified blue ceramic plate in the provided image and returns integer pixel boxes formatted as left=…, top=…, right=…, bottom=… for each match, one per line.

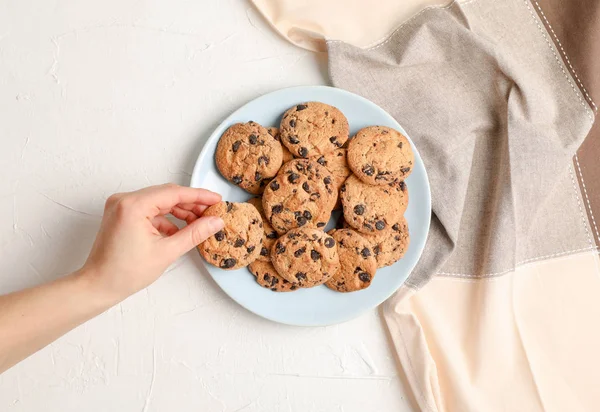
left=191, top=86, right=431, bottom=326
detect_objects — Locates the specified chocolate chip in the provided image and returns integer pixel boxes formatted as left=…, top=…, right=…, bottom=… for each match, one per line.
left=291, top=285, right=297, bottom=290
left=258, top=156, right=269, bottom=165
left=232, top=140, right=241, bottom=152
left=288, top=232, right=299, bottom=239
left=260, top=247, right=269, bottom=257
left=226, top=202, right=233, bottom=212
left=288, top=173, right=299, bottom=183
left=294, top=247, right=306, bottom=257
left=264, top=274, right=271, bottom=282
left=248, top=134, right=258, bottom=144
left=251, top=219, right=259, bottom=225
left=302, top=182, right=310, bottom=193
left=234, top=238, right=245, bottom=247
left=290, top=119, right=296, bottom=127
left=303, top=210, right=312, bottom=220
left=363, top=223, right=373, bottom=230
left=289, top=135, right=299, bottom=144
left=358, top=272, right=371, bottom=282
left=296, top=104, right=308, bottom=111
left=298, top=147, right=308, bottom=157
left=400, top=181, right=406, bottom=191
left=324, top=237, right=335, bottom=248
left=361, top=248, right=371, bottom=258
left=392, top=223, right=400, bottom=231
left=270, top=180, right=280, bottom=191
left=214, top=231, right=225, bottom=241
left=254, top=172, right=262, bottom=181
left=398, top=142, right=403, bottom=149
left=232, top=176, right=242, bottom=185
left=311, top=250, right=321, bottom=261
left=296, top=216, right=307, bottom=226
left=375, top=220, right=386, bottom=230
left=395, top=235, right=401, bottom=241
left=323, top=176, right=331, bottom=185
left=340, top=184, right=346, bottom=193
left=401, top=167, right=411, bottom=174
left=373, top=245, right=380, bottom=255
left=294, top=211, right=302, bottom=219
left=295, top=272, right=307, bottom=281
left=362, top=165, right=375, bottom=176
left=271, top=204, right=283, bottom=214
left=329, top=136, right=342, bottom=148
left=221, top=258, right=237, bottom=269
left=354, top=205, right=365, bottom=215
left=295, top=162, right=305, bottom=172
left=275, top=242, right=286, bottom=254
left=316, top=222, right=326, bottom=228
left=316, top=156, right=326, bottom=166
left=309, top=193, right=321, bottom=201
left=266, top=231, right=278, bottom=239
left=246, top=245, right=255, bottom=254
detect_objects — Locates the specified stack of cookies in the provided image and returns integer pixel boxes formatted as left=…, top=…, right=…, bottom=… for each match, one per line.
left=199, top=101, right=412, bottom=293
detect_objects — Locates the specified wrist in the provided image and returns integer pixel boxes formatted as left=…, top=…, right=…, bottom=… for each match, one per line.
left=73, top=265, right=124, bottom=311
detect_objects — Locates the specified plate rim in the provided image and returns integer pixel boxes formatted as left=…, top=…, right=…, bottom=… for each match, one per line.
left=190, top=85, right=431, bottom=326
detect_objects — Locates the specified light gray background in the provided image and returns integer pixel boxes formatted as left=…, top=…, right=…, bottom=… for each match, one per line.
left=0, top=1, right=414, bottom=411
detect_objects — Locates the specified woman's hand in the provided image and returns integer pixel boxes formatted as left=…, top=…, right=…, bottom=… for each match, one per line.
left=83, top=183, right=224, bottom=304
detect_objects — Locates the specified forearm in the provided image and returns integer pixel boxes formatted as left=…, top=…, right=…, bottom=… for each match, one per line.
left=0, top=268, right=115, bottom=373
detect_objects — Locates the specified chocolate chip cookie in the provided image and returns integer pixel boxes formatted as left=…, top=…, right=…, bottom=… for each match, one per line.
left=247, top=197, right=278, bottom=262
left=343, top=217, right=410, bottom=268
left=215, top=122, right=283, bottom=194
left=279, top=158, right=337, bottom=213
left=280, top=102, right=349, bottom=158
left=271, top=228, right=340, bottom=288
left=198, top=201, right=263, bottom=270
left=267, top=127, right=294, bottom=163
left=325, top=229, right=377, bottom=293
left=249, top=260, right=299, bottom=292
left=340, top=175, right=408, bottom=234
left=263, top=160, right=335, bottom=234
left=347, top=126, right=414, bottom=185
left=313, top=148, right=351, bottom=209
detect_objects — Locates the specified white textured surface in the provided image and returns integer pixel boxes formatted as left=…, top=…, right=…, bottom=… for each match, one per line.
left=0, top=1, right=414, bottom=410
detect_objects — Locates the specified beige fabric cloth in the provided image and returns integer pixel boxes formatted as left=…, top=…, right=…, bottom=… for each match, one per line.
left=252, top=0, right=451, bottom=51
left=387, top=251, right=600, bottom=411
left=252, top=0, right=599, bottom=411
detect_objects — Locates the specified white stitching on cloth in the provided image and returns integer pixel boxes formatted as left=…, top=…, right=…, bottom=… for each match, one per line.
left=325, top=0, right=478, bottom=50
left=437, top=247, right=598, bottom=278
left=575, top=154, right=600, bottom=243
left=569, top=164, right=593, bottom=247
left=523, top=0, right=593, bottom=121
left=532, top=0, right=598, bottom=113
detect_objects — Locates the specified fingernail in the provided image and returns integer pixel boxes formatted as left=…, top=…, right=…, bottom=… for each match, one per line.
left=207, top=216, right=225, bottom=232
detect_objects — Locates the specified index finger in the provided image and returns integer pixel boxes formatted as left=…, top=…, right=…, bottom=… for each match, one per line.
left=133, top=184, right=222, bottom=215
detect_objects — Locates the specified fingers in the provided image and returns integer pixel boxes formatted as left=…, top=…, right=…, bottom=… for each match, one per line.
left=170, top=204, right=209, bottom=224
left=132, top=184, right=221, bottom=215
left=151, top=215, right=179, bottom=236
left=164, top=216, right=225, bottom=257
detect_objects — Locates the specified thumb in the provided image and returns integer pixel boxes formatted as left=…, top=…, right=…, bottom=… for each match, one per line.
left=166, top=216, right=225, bottom=257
